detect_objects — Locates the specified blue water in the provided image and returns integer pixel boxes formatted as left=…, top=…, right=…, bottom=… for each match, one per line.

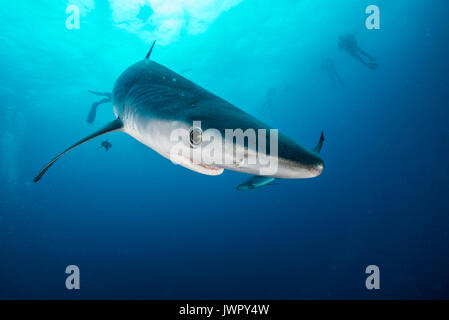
left=1, top=0, right=448, bottom=299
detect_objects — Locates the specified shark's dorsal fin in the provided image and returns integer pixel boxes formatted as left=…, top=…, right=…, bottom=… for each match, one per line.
left=34, top=119, right=123, bottom=182
left=145, top=40, right=156, bottom=60
left=313, top=131, right=325, bottom=154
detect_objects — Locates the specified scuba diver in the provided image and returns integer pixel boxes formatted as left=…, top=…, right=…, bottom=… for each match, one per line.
left=322, top=58, right=344, bottom=86
left=99, top=140, right=112, bottom=151
left=338, top=34, right=378, bottom=70
left=261, top=87, right=278, bottom=117
left=86, top=90, right=112, bottom=124
left=261, top=85, right=288, bottom=118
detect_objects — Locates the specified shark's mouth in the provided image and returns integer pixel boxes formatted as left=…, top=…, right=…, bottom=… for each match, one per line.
left=171, top=154, right=224, bottom=176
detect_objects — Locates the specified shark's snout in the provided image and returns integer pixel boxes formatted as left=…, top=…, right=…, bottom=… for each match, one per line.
left=309, top=157, right=325, bottom=177
left=273, top=133, right=325, bottom=179
left=288, top=156, right=324, bottom=179
left=273, top=154, right=324, bottom=179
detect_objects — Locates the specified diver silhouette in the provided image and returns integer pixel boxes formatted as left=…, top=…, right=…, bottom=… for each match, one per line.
left=261, top=87, right=278, bottom=118
left=338, top=34, right=378, bottom=70
left=261, top=86, right=289, bottom=119
left=322, top=58, right=344, bottom=86
left=99, top=140, right=112, bottom=151
left=86, top=90, right=112, bottom=124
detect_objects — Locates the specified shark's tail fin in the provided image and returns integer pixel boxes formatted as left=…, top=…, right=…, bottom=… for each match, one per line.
left=313, top=131, right=325, bottom=154
left=34, top=119, right=123, bottom=182
left=87, top=90, right=112, bottom=124
left=87, top=90, right=112, bottom=99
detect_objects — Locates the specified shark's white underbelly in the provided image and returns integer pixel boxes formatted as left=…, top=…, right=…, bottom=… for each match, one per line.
left=123, top=118, right=224, bottom=176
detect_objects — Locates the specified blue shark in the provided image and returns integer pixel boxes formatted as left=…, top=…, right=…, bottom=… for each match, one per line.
left=34, top=42, right=325, bottom=184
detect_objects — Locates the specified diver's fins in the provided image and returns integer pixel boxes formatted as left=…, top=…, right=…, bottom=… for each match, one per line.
left=367, top=62, right=379, bottom=70
left=33, top=119, right=123, bottom=182
left=313, top=131, right=325, bottom=154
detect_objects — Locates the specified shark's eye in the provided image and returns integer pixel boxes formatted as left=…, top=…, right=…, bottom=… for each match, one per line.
left=189, top=127, right=202, bottom=147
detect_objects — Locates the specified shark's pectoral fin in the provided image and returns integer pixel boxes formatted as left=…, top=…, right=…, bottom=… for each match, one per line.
left=34, top=119, right=123, bottom=182
left=313, top=131, right=325, bottom=154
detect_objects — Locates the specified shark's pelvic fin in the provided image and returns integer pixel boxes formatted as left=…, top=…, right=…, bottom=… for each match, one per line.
left=145, top=40, right=156, bottom=60
left=313, top=131, right=325, bottom=154
left=235, top=175, right=277, bottom=190
left=33, top=119, right=124, bottom=182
